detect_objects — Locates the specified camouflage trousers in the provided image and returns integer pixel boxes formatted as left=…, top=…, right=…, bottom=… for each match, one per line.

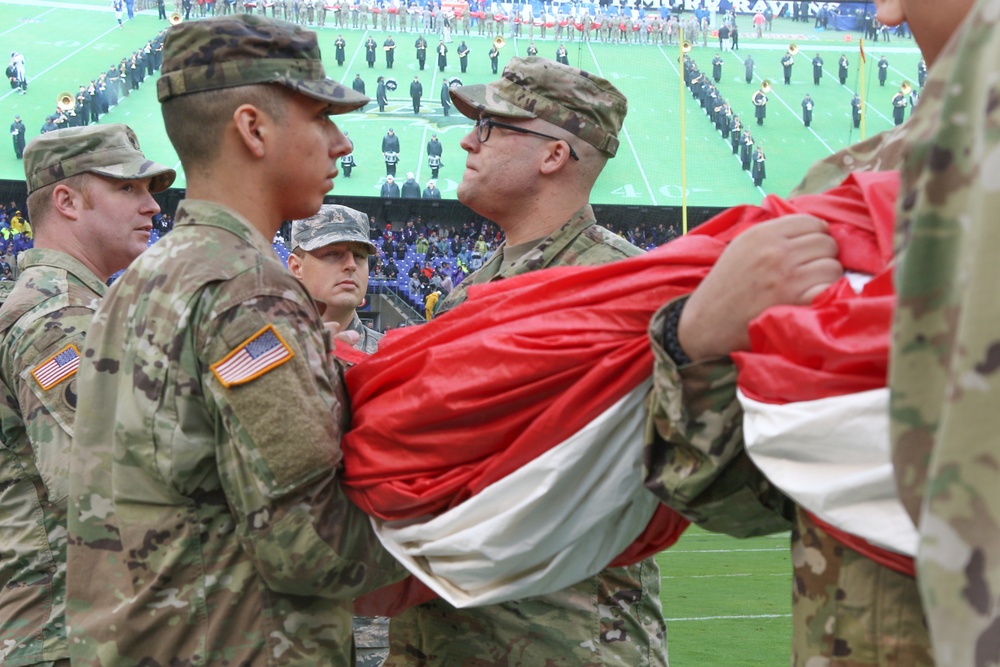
left=792, top=509, right=934, bottom=666
left=355, top=615, right=390, bottom=667
left=383, top=558, right=668, bottom=666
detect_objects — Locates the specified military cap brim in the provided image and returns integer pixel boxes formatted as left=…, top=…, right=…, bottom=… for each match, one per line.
left=449, top=83, right=536, bottom=122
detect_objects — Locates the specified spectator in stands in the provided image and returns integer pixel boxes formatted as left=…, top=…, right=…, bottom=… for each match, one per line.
left=381, top=233, right=395, bottom=257
left=424, top=289, right=439, bottom=319
left=384, top=257, right=398, bottom=279
left=402, top=217, right=418, bottom=244
left=415, top=232, right=429, bottom=254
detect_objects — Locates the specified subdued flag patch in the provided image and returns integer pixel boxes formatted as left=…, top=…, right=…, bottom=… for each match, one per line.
left=32, top=344, right=80, bottom=390
left=211, top=325, right=293, bottom=388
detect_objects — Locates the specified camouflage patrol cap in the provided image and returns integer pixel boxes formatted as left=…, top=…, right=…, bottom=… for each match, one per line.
left=292, top=204, right=377, bottom=254
left=157, top=14, right=369, bottom=113
left=24, top=124, right=176, bottom=195
left=449, top=56, right=626, bottom=157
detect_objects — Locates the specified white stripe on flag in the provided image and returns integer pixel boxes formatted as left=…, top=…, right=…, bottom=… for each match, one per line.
left=738, top=387, right=917, bottom=557
left=372, top=378, right=657, bottom=608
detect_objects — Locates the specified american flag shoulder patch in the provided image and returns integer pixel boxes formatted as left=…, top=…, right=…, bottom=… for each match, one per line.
left=211, top=324, right=294, bottom=388
left=32, top=343, right=81, bottom=390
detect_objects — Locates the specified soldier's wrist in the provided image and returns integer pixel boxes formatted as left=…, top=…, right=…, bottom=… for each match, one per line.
left=661, top=295, right=692, bottom=366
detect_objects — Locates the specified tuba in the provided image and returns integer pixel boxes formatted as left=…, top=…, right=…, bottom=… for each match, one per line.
left=493, top=36, right=505, bottom=49
left=788, top=43, right=799, bottom=56
left=168, top=11, right=182, bottom=24
left=57, top=92, right=75, bottom=112
left=900, top=81, right=912, bottom=95
left=681, top=40, right=692, bottom=53
left=760, top=80, right=772, bottom=94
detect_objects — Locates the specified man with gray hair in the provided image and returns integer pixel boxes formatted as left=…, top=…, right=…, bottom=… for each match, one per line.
left=0, top=123, right=174, bottom=666
left=383, top=56, right=669, bottom=666
left=288, top=204, right=382, bottom=354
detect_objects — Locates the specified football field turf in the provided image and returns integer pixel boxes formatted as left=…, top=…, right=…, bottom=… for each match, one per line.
left=659, top=527, right=792, bottom=665
left=0, top=0, right=919, bottom=209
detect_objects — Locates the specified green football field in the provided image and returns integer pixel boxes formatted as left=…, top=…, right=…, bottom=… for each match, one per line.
left=659, top=526, right=792, bottom=665
left=0, top=0, right=919, bottom=208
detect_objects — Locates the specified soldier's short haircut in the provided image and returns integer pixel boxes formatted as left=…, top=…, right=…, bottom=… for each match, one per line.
left=27, top=173, right=92, bottom=226
left=162, top=83, right=290, bottom=170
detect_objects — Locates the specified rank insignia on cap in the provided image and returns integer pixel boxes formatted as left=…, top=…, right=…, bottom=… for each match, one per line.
left=32, top=344, right=81, bottom=390
left=211, top=324, right=294, bottom=388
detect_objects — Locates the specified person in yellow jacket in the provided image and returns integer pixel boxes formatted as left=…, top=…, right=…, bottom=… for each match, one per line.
left=425, top=289, right=439, bottom=320
left=9, top=210, right=23, bottom=234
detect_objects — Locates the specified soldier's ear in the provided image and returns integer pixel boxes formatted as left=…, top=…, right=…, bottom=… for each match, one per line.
left=232, top=103, right=269, bottom=158
left=52, top=180, right=87, bottom=221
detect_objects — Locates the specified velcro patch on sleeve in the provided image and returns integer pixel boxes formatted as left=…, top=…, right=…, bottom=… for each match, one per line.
left=211, top=324, right=294, bottom=388
left=32, top=343, right=81, bottom=390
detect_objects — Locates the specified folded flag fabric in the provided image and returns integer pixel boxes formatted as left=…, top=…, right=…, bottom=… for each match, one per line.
left=730, top=171, right=917, bottom=575
left=341, top=170, right=909, bottom=615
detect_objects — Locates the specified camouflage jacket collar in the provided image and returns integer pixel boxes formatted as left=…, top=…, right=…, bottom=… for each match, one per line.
left=437, top=204, right=597, bottom=315
left=174, top=199, right=277, bottom=259
left=474, top=204, right=597, bottom=284
left=347, top=313, right=383, bottom=355
left=19, top=247, right=107, bottom=297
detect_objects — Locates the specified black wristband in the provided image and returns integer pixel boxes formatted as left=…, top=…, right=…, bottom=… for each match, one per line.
left=661, top=295, right=692, bottom=366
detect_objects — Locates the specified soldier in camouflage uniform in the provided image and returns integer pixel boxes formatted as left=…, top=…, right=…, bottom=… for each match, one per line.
left=641, top=0, right=983, bottom=661
left=286, top=205, right=388, bottom=664
left=287, top=206, right=383, bottom=363
left=887, top=0, right=997, bottom=665
left=66, top=16, right=403, bottom=667
left=0, top=124, right=173, bottom=667
left=382, top=56, right=669, bottom=667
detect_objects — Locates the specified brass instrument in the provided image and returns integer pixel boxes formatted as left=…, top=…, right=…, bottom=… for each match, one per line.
left=788, top=43, right=799, bottom=56
left=57, top=92, right=75, bottom=112
left=759, top=80, right=772, bottom=94
left=681, top=40, right=692, bottom=53
left=168, top=11, right=182, bottom=24
left=448, top=76, right=463, bottom=87
left=493, top=36, right=505, bottom=49
left=900, top=81, right=912, bottom=95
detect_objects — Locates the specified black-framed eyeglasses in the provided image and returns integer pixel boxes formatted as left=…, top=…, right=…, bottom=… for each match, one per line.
left=475, top=116, right=580, bottom=161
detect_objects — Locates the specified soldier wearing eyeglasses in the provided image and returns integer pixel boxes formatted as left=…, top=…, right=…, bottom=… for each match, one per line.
left=380, top=55, right=669, bottom=667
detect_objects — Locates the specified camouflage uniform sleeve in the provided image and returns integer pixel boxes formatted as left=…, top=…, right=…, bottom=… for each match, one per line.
left=200, top=289, right=404, bottom=599
left=644, top=300, right=794, bottom=537
left=9, top=315, right=89, bottom=503
left=890, top=3, right=1000, bottom=659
